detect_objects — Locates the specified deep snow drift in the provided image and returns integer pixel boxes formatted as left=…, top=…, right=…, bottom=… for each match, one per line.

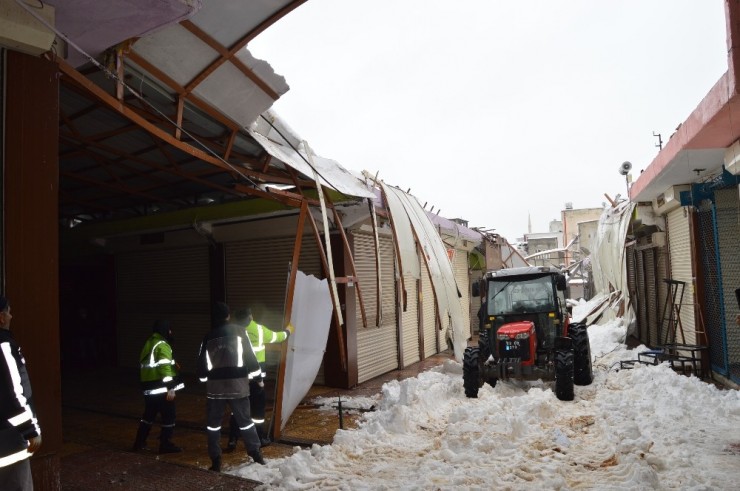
left=230, top=317, right=740, bottom=490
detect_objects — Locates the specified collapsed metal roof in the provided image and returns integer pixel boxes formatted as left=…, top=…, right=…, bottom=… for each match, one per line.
left=25, top=0, right=370, bottom=232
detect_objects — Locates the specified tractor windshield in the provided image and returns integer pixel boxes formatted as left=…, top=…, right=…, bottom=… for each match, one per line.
left=488, top=274, right=555, bottom=315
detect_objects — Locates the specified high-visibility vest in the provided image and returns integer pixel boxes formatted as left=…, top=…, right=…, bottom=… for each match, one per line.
left=139, top=333, right=184, bottom=395
left=245, top=319, right=288, bottom=364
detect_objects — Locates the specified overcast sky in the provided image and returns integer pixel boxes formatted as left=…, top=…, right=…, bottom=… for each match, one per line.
left=249, top=1, right=727, bottom=241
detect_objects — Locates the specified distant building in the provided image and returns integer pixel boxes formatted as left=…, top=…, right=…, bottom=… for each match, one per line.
left=562, top=206, right=604, bottom=265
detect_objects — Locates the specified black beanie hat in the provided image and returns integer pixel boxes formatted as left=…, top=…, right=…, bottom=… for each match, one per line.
left=212, top=302, right=230, bottom=323
left=0, top=296, right=8, bottom=312
left=153, top=319, right=171, bottom=337
left=234, top=307, right=251, bottom=324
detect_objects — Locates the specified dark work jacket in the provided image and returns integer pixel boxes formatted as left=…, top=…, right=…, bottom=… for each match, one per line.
left=0, top=329, right=41, bottom=468
left=196, top=322, right=261, bottom=399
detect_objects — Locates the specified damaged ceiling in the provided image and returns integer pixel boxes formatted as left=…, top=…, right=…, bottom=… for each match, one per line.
left=33, top=0, right=369, bottom=235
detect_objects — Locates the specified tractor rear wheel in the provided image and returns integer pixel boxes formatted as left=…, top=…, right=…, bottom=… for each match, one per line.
left=463, top=346, right=482, bottom=398
left=555, top=349, right=574, bottom=401
left=569, top=323, right=593, bottom=386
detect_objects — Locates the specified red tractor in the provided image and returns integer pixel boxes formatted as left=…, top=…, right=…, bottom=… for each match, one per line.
left=464, top=266, right=593, bottom=401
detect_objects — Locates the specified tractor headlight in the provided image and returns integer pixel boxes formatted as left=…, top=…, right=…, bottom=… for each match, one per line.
left=514, top=332, right=530, bottom=339
left=497, top=333, right=509, bottom=341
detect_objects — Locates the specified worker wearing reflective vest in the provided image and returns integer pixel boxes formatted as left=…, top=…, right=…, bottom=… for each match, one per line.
left=226, top=307, right=293, bottom=450
left=132, top=319, right=184, bottom=454
left=0, top=296, right=41, bottom=491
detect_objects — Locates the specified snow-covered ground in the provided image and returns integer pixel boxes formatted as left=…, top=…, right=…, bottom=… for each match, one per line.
left=230, top=316, right=740, bottom=490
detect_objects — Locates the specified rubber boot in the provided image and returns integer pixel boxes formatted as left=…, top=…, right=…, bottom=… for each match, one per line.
left=209, top=456, right=221, bottom=472
left=131, top=421, right=151, bottom=451
left=248, top=448, right=265, bottom=465
left=159, top=426, right=182, bottom=454
left=256, top=423, right=271, bottom=447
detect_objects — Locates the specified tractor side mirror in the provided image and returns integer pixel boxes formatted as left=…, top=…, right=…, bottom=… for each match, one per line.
left=556, top=274, right=567, bottom=291
left=471, top=281, right=480, bottom=298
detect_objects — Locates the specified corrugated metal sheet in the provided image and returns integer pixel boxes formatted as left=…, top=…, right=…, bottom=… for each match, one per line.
left=116, top=246, right=210, bottom=373
left=715, top=188, right=740, bottom=383
left=667, top=207, right=697, bottom=344
left=353, top=232, right=399, bottom=382
left=421, top=263, right=437, bottom=357
left=400, top=275, right=420, bottom=367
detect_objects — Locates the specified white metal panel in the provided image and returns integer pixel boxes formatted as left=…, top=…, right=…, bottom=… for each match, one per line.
left=116, top=246, right=210, bottom=373
left=667, top=207, right=696, bottom=344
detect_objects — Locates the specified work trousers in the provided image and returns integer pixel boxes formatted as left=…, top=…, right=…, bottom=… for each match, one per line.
left=140, top=393, right=176, bottom=442
left=0, top=458, right=33, bottom=491
left=228, top=377, right=266, bottom=441
left=206, top=396, right=260, bottom=461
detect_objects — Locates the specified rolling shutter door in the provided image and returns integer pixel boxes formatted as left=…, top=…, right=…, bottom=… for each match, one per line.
left=354, top=232, right=399, bottom=383
left=715, top=188, right=740, bottom=383
left=116, top=246, right=210, bottom=372
left=400, top=274, right=420, bottom=367
left=421, top=264, right=437, bottom=357
left=225, top=236, right=323, bottom=383
left=225, top=236, right=322, bottom=331
left=635, top=249, right=648, bottom=344
left=452, top=249, right=471, bottom=340
left=667, top=208, right=696, bottom=344
left=470, top=271, right=482, bottom=335
left=644, top=249, right=659, bottom=346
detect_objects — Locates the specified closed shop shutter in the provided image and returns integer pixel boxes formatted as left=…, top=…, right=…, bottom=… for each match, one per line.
left=421, top=264, right=438, bottom=357
left=225, top=236, right=321, bottom=331
left=400, top=274, right=420, bottom=367
left=225, top=236, right=323, bottom=382
left=656, top=246, right=669, bottom=344
left=452, top=249, right=471, bottom=339
left=715, top=188, right=740, bottom=383
left=116, top=246, right=210, bottom=372
left=666, top=207, right=697, bottom=344
left=353, top=232, right=399, bottom=382
left=625, top=245, right=638, bottom=337
left=470, top=271, right=483, bottom=335
left=644, top=249, right=659, bottom=347
left=635, top=249, right=648, bottom=344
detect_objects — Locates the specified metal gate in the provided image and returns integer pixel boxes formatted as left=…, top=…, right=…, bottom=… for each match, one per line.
left=697, top=198, right=728, bottom=375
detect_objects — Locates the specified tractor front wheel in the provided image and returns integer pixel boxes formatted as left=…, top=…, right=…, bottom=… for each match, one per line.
left=555, top=349, right=574, bottom=401
left=463, top=346, right=482, bottom=398
left=569, top=323, right=593, bottom=386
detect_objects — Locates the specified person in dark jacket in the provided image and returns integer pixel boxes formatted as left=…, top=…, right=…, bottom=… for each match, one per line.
left=0, top=296, right=41, bottom=491
left=132, top=319, right=184, bottom=454
left=197, top=302, right=264, bottom=472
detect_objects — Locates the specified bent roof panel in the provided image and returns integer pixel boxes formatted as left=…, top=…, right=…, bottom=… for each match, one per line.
left=250, top=111, right=375, bottom=200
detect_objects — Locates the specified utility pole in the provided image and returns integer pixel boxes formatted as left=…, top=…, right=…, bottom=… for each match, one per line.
left=653, top=131, right=663, bottom=150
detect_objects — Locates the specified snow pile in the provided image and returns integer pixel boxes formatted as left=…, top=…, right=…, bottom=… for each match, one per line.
left=232, top=320, right=740, bottom=490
